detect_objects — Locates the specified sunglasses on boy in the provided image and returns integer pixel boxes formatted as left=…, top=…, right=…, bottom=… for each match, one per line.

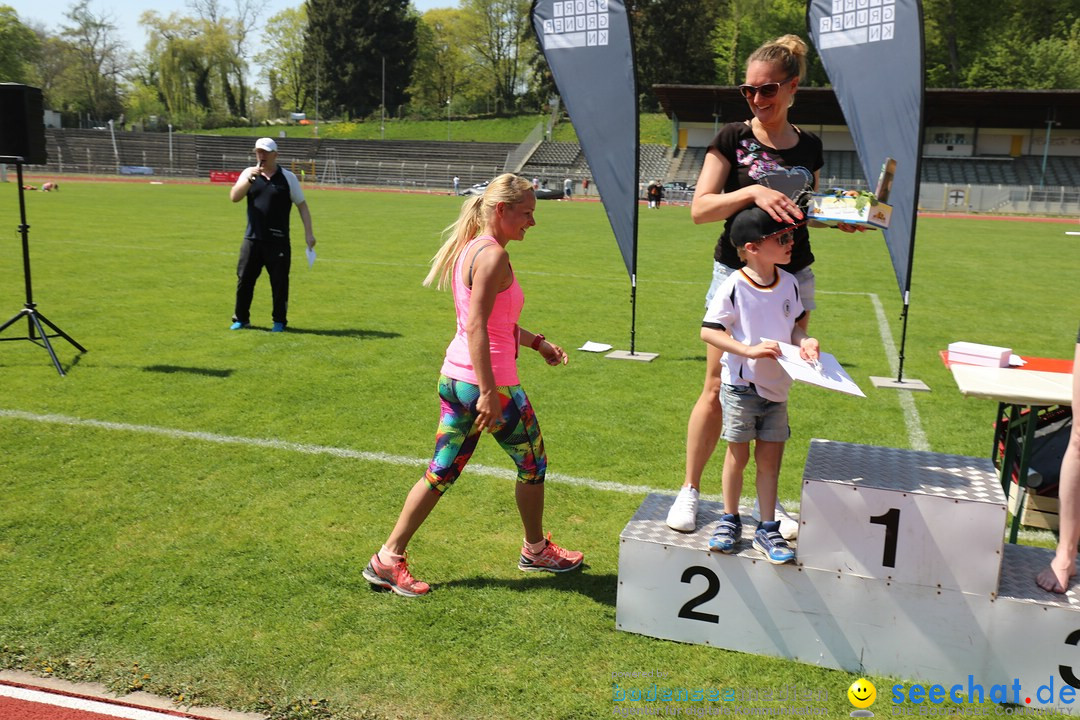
left=757, top=228, right=796, bottom=246
left=737, top=76, right=796, bottom=100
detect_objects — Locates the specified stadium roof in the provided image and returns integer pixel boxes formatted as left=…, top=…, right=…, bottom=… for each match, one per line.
left=653, top=86, right=1080, bottom=130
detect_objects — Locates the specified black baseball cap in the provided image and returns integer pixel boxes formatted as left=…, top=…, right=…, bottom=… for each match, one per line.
left=729, top=206, right=806, bottom=249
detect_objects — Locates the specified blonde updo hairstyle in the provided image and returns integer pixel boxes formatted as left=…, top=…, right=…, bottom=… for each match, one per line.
left=747, top=34, right=808, bottom=88
left=424, top=173, right=535, bottom=290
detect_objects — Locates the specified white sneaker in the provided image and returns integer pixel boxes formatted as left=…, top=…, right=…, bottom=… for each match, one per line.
left=666, top=486, right=699, bottom=532
left=752, top=498, right=799, bottom=540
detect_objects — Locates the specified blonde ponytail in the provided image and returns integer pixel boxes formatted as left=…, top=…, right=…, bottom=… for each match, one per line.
left=423, top=173, right=534, bottom=290
left=424, top=195, right=485, bottom=289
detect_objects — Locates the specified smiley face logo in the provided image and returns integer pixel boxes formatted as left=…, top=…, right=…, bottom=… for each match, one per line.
left=848, top=678, right=876, bottom=709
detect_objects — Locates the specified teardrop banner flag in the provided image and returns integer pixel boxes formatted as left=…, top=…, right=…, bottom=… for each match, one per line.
left=531, top=0, right=653, bottom=358
left=806, top=0, right=925, bottom=300
left=531, top=0, right=638, bottom=279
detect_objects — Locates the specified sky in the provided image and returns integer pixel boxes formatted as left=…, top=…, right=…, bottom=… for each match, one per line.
left=8, top=0, right=458, bottom=59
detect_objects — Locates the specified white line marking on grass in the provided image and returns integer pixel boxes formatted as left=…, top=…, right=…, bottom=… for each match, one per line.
left=815, top=291, right=928, bottom=451
left=2, top=408, right=1055, bottom=542
left=866, top=292, right=930, bottom=451
left=0, top=408, right=685, bottom=499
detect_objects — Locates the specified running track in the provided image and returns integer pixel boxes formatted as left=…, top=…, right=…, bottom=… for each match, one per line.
left=0, top=677, right=259, bottom=720
left=17, top=172, right=1080, bottom=224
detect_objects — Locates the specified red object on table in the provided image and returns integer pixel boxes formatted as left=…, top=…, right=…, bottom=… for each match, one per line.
left=939, top=350, right=1074, bottom=374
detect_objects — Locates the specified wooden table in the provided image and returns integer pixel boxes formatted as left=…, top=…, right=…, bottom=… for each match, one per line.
left=947, top=354, right=1074, bottom=543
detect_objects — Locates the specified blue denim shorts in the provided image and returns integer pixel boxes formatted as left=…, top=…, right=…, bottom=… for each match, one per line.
left=720, top=383, right=790, bottom=443
left=705, top=261, right=816, bottom=312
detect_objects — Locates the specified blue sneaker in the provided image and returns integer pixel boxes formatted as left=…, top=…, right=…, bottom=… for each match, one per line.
left=271, top=322, right=286, bottom=332
left=708, top=513, right=741, bottom=553
left=229, top=321, right=248, bottom=330
left=753, top=521, right=795, bottom=564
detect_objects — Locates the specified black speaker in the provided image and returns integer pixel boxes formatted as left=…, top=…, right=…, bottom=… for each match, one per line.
left=0, top=83, right=47, bottom=165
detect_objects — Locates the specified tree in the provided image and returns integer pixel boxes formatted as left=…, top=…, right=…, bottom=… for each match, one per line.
left=0, top=6, right=40, bottom=84
left=60, top=0, right=127, bottom=124
left=708, top=0, right=826, bottom=87
left=140, top=10, right=244, bottom=127
left=409, top=8, right=477, bottom=116
left=459, top=0, right=533, bottom=114
left=187, top=0, right=261, bottom=118
left=257, top=6, right=309, bottom=116
left=921, top=0, right=1080, bottom=88
left=304, top=0, right=417, bottom=119
left=630, top=0, right=722, bottom=108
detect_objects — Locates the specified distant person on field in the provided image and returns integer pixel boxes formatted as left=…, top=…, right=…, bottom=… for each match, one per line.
left=563, top=177, right=572, bottom=200
left=41, top=181, right=58, bottom=191
left=363, top=173, right=583, bottom=597
left=228, top=137, right=316, bottom=332
left=699, top=206, right=820, bottom=565
left=453, top=175, right=460, bottom=194
left=647, top=181, right=663, bottom=209
left=1036, top=322, right=1080, bottom=594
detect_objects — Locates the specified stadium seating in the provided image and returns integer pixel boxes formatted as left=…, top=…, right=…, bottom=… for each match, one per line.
left=25, top=130, right=1080, bottom=196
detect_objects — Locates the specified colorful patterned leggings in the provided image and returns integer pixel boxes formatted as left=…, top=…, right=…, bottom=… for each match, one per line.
left=424, top=375, right=547, bottom=494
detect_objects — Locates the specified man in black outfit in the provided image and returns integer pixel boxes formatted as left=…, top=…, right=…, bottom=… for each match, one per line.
left=228, top=137, right=317, bottom=332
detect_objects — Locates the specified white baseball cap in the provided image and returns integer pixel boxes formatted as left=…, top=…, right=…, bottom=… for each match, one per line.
left=254, top=138, right=278, bottom=152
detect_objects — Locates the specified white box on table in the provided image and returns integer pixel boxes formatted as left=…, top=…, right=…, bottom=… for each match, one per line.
left=948, top=341, right=1012, bottom=367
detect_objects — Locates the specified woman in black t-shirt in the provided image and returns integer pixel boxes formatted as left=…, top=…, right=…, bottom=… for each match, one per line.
left=666, top=34, right=858, bottom=534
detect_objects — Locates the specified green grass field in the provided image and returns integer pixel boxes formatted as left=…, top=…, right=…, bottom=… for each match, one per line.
left=0, top=179, right=1077, bottom=719
left=197, top=112, right=675, bottom=146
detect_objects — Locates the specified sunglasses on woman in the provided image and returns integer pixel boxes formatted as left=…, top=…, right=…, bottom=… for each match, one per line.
left=737, top=76, right=795, bottom=100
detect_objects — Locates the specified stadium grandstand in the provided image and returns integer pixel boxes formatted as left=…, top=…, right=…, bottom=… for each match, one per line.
left=18, top=87, right=1080, bottom=214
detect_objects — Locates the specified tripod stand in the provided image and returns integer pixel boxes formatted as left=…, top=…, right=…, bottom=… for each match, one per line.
left=0, top=157, right=85, bottom=376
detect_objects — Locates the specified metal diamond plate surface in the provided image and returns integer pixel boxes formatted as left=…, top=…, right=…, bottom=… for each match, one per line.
left=805, top=439, right=1003, bottom=502
left=996, top=543, right=1080, bottom=609
left=618, top=493, right=796, bottom=559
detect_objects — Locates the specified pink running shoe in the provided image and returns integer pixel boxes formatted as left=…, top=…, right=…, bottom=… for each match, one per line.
left=518, top=533, right=584, bottom=572
left=362, top=553, right=430, bottom=597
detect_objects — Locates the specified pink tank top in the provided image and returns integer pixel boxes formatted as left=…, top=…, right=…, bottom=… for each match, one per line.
left=440, top=236, right=525, bottom=386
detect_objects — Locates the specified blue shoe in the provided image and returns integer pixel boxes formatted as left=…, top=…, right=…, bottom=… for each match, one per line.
left=271, top=322, right=285, bottom=332
left=708, top=513, right=741, bottom=553
left=229, top=321, right=248, bottom=330
left=753, top=521, right=795, bottom=564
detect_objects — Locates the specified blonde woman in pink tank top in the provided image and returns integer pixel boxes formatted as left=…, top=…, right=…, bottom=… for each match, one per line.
left=362, top=174, right=584, bottom=597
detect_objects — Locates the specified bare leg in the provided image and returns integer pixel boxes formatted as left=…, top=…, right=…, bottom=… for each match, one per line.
left=753, top=440, right=786, bottom=523
left=515, top=482, right=545, bottom=545
left=722, top=442, right=750, bottom=515
left=1037, top=343, right=1080, bottom=593
left=384, top=479, right=443, bottom=555
left=685, top=343, right=725, bottom=490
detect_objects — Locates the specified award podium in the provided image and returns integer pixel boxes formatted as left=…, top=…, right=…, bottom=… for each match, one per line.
left=617, top=440, right=1080, bottom=712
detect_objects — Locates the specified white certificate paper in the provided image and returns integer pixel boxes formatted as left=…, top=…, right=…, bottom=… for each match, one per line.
left=764, top=339, right=866, bottom=398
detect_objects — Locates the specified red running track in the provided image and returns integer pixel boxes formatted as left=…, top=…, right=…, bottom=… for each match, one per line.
left=0, top=680, right=229, bottom=720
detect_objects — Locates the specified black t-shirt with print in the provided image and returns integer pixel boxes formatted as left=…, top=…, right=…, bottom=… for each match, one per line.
left=709, top=121, right=824, bottom=272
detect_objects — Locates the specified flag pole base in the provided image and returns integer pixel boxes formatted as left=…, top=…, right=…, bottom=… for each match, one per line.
left=869, top=375, right=931, bottom=392
left=606, top=350, right=658, bottom=362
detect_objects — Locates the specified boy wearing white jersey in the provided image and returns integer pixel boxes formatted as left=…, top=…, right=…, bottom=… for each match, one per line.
left=700, top=206, right=820, bottom=564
